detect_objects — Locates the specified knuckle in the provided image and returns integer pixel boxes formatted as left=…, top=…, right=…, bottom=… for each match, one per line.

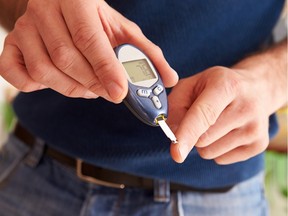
left=26, top=0, right=39, bottom=15
left=152, top=44, right=163, bottom=56
left=211, top=66, right=242, bottom=97
left=4, top=32, right=14, bottom=47
left=208, top=66, right=228, bottom=79
left=0, top=55, right=31, bottom=92
left=123, top=21, right=142, bottom=38
left=14, top=16, right=30, bottom=30
left=93, top=58, right=114, bottom=80
left=28, top=62, right=50, bottom=82
left=245, top=120, right=264, bottom=140
left=210, top=65, right=226, bottom=72
left=72, top=24, right=99, bottom=52
left=128, top=21, right=142, bottom=32
left=63, top=85, right=81, bottom=97
left=84, top=78, right=102, bottom=92
left=197, top=131, right=211, bottom=147
left=239, top=139, right=268, bottom=162
left=197, top=103, right=218, bottom=128
left=197, top=147, right=212, bottom=159
left=50, top=41, right=75, bottom=71
left=148, top=44, right=164, bottom=59
left=223, top=76, right=241, bottom=98
left=3, top=72, right=36, bottom=93
left=238, top=102, right=254, bottom=116
left=17, top=81, right=37, bottom=92
left=26, top=0, right=47, bottom=22
left=3, top=34, right=14, bottom=45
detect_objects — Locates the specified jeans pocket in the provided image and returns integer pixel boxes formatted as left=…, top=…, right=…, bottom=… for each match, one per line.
left=0, top=134, right=29, bottom=184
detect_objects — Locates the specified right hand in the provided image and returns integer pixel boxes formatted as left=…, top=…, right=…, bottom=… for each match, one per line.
left=0, top=0, right=178, bottom=103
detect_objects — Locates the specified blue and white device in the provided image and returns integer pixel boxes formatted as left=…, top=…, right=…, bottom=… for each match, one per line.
left=115, top=44, right=168, bottom=126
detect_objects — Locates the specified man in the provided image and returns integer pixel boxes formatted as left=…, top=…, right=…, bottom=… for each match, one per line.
left=0, top=0, right=287, bottom=215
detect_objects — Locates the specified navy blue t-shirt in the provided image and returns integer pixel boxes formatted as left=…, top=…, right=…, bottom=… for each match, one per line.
left=13, top=0, right=284, bottom=189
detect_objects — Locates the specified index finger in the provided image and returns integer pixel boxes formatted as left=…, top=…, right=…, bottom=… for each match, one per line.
left=60, top=0, right=128, bottom=103
left=171, top=83, right=235, bottom=163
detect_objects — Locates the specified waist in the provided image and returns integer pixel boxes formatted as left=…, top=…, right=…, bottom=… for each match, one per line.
left=13, top=123, right=233, bottom=193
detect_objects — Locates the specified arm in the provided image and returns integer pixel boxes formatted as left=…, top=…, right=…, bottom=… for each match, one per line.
left=233, top=39, right=287, bottom=113
left=0, top=0, right=28, bottom=31
left=0, top=0, right=178, bottom=102
left=167, top=38, right=287, bottom=163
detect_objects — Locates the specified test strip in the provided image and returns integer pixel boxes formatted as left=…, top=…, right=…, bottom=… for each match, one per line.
left=158, top=119, right=178, bottom=144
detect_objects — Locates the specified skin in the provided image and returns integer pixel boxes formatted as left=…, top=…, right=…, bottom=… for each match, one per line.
left=0, top=0, right=287, bottom=165
left=0, top=0, right=178, bottom=102
left=167, top=40, right=287, bottom=164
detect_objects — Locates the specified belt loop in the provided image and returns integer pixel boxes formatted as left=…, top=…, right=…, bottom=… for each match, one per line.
left=24, top=138, right=45, bottom=168
left=153, top=179, right=170, bottom=203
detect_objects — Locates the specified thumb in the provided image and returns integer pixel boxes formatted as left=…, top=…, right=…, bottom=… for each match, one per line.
left=136, top=40, right=179, bottom=88
left=166, top=77, right=199, bottom=163
left=166, top=77, right=197, bottom=129
left=119, top=21, right=179, bottom=88
left=166, top=85, right=189, bottom=163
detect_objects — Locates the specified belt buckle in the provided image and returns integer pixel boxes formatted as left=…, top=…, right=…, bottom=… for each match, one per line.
left=76, top=159, right=125, bottom=189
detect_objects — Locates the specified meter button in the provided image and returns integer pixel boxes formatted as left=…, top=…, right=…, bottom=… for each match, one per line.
left=152, top=96, right=162, bottom=109
left=153, top=85, right=164, bottom=96
left=137, top=89, right=151, bottom=97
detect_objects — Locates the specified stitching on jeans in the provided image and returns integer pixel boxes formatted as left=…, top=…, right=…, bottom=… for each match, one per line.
left=113, top=189, right=124, bottom=216
left=0, top=141, right=29, bottom=186
left=176, top=191, right=184, bottom=216
left=79, top=186, right=94, bottom=216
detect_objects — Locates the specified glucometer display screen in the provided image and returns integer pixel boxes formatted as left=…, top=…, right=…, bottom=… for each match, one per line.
left=123, top=59, right=156, bottom=83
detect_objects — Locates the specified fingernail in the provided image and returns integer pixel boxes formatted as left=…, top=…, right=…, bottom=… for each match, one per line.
left=172, top=68, right=179, bottom=79
left=178, top=144, right=191, bottom=161
left=39, top=85, right=48, bottom=90
left=107, top=82, right=124, bottom=101
left=172, top=68, right=178, bottom=75
left=83, top=91, right=99, bottom=99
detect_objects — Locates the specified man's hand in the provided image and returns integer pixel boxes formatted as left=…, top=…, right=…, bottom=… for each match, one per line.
left=167, top=40, right=287, bottom=164
left=0, top=0, right=178, bottom=102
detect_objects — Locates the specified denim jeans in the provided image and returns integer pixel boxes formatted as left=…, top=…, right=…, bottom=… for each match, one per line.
left=0, top=135, right=268, bottom=216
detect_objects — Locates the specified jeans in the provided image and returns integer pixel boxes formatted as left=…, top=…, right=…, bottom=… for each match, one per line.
left=0, top=135, right=268, bottom=216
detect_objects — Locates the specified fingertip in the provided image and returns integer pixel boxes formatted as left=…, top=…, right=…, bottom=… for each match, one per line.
left=102, top=62, right=128, bottom=103
left=106, top=81, right=127, bottom=102
left=159, top=67, right=178, bottom=88
left=170, top=142, right=185, bottom=163
left=172, top=69, right=179, bottom=82
left=214, top=158, right=229, bottom=165
left=135, top=42, right=179, bottom=88
left=83, top=90, right=99, bottom=99
left=39, top=84, right=48, bottom=90
left=164, top=68, right=179, bottom=88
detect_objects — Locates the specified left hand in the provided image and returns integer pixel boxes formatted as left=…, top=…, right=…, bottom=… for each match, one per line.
left=167, top=66, right=272, bottom=164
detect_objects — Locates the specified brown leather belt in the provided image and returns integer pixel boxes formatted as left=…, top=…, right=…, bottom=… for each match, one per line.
left=13, top=123, right=233, bottom=192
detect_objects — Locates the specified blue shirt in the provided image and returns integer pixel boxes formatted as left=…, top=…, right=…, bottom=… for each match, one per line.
left=13, top=0, right=284, bottom=189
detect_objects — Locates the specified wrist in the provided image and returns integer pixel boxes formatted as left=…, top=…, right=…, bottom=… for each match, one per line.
left=233, top=40, right=287, bottom=115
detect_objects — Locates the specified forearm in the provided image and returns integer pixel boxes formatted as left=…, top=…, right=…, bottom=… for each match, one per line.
left=233, top=38, right=287, bottom=114
left=0, top=0, right=28, bottom=31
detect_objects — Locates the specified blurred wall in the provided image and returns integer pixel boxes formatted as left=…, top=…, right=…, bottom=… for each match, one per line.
left=0, top=27, right=5, bottom=51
